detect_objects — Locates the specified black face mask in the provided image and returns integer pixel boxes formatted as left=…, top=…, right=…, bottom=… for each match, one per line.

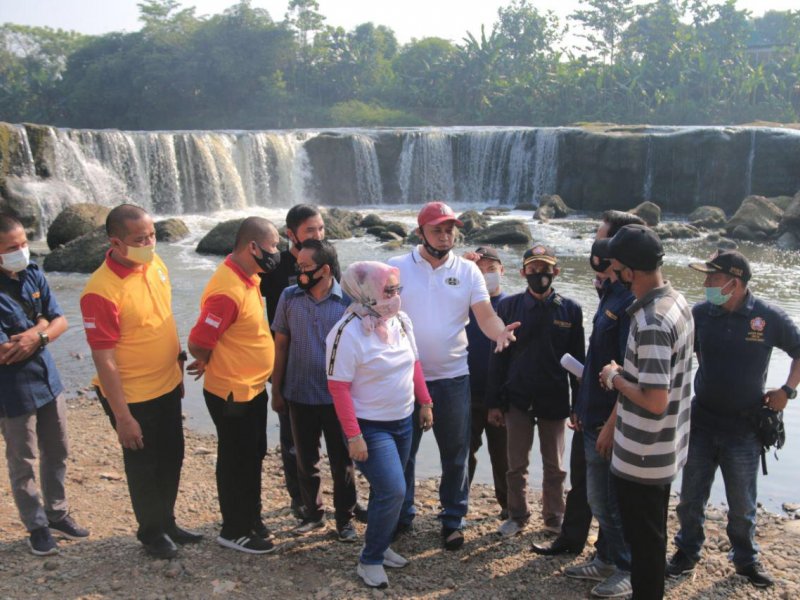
left=527, top=272, right=553, bottom=295
left=614, top=268, right=632, bottom=290
left=590, top=253, right=611, bottom=273
left=253, top=245, right=281, bottom=274
left=421, top=232, right=451, bottom=260
left=297, top=265, right=323, bottom=291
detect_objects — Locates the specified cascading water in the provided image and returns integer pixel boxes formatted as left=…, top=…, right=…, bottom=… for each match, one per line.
left=745, top=129, right=756, bottom=197
left=531, top=129, right=558, bottom=203
left=643, top=136, right=654, bottom=202
left=398, top=131, right=456, bottom=204
left=351, top=133, right=382, bottom=205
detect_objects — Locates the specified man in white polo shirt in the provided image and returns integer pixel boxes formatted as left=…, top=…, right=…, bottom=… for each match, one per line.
left=389, top=202, right=520, bottom=550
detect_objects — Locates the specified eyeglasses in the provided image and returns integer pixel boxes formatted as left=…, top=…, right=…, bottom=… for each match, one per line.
left=383, top=285, right=403, bottom=298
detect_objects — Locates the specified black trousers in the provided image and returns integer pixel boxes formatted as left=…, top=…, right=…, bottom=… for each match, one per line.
left=98, top=385, right=184, bottom=544
left=288, top=401, right=356, bottom=528
left=205, top=389, right=268, bottom=539
left=468, top=396, right=508, bottom=511
left=278, top=409, right=302, bottom=504
left=614, top=473, right=671, bottom=600
left=559, top=430, right=593, bottom=548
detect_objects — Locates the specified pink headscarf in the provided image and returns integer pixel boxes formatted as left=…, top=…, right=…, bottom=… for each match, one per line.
left=341, top=261, right=401, bottom=343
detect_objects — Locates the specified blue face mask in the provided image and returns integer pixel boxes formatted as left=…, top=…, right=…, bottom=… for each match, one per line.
left=705, top=279, right=734, bottom=306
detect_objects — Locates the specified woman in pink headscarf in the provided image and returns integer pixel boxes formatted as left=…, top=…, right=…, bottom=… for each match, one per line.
left=325, top=261, right=432, bottom=590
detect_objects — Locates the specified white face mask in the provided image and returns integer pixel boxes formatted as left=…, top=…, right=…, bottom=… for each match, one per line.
left=483, top=271, right=501, bottom=294
left=125, top=243, right=155, bottom=265
left=0, top=246, right=31, bottom=273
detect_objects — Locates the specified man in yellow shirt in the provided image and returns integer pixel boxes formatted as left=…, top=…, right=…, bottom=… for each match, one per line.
left=188, top=216, right=279, bottom=554
left=80, top=204, right=200, bottom=559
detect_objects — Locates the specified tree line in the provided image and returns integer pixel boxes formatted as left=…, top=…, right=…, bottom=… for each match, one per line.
left=1, top=0, right=799, bottom=130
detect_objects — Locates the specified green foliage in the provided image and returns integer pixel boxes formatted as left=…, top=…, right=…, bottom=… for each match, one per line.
left=2, top=0, right=799, bottom=128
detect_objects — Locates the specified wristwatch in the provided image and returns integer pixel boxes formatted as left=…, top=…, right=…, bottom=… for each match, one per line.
left=780, top=384, right=797, bottom=399
left=38, top=331, right=49, bottom=347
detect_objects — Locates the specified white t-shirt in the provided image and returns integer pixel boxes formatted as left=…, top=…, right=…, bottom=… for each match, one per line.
left=388, top=248, right=490, bottom=381
left=325, top=312, right=419, bottom=422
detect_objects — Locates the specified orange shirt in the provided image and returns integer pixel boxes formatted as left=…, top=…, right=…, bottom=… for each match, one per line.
left=80, top=251, right=181, bottom=403
left=189, top=256, right=274, bottom=402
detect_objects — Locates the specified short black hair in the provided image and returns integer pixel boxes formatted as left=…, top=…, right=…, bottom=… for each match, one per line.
left=106, top=204, right=149, bottom=238
left=300, top=239, right=341, bottom=281
left=234, top=216, right=278, bottom=250
left=0, top=213, right=23, bottom=235
left=286, top=204, right=321, bottom=232
left=602, top=210, right=646, bottom=237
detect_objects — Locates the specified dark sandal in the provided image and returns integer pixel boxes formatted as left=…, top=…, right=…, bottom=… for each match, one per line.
left=442, top=527, right=464, bottom=551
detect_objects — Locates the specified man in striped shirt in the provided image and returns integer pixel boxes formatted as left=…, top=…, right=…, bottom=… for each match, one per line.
left=595, top=224, right=694, bottom=600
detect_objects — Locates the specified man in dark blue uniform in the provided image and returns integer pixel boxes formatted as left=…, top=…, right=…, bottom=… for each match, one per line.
left=0, top=213, right=89, bottom=555
left=668, top=250, right=800, bottom=588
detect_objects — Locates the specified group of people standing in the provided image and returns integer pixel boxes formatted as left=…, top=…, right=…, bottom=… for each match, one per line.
left=1, top=198, right=798, bottom=599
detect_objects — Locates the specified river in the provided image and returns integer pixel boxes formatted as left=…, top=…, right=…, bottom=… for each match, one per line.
left=37, top=205, right=800, bottom=512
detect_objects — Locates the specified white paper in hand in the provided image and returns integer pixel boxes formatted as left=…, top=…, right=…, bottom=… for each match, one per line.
left=560, top=353, right=584, bottom=378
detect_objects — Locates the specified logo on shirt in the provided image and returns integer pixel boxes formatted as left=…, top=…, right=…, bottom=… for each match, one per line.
left=157, top=268, right=167, bottom=283
left=445, top=277, right=460, bottom=286
left=553, top=319, right=572, bottom=329
left=747, top=316, right=766, bottom=342
left=32, top=291, right=41, bottom=299
left=750, top=317, right=766, bottom=332
left=83, top=318, right=96, bottom=330
left=205, top=313, right=222, bottom=329
left=604, top=309, right=618, bottom=321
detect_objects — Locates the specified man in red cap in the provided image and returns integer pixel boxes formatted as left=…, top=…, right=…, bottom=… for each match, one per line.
left=388, top=201, right=519, bottom=550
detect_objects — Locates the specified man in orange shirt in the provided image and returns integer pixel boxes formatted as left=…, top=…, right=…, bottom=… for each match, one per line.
left=188, top=216, right=280, bottom=554
left=81, top=204, right=200, bottom=559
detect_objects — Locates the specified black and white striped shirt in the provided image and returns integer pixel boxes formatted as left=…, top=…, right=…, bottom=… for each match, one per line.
left=611, top=283, right=694, bottom=485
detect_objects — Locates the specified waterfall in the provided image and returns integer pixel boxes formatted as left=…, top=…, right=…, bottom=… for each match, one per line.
left=531, top=129, right=558, bottom=204
left=643, top=136, right=654, bottom=202
left=398, top=131, right=455, bottom=204
left=351, top=134, right=382, bottom=205
left=745, top=129, right=756, bottom=197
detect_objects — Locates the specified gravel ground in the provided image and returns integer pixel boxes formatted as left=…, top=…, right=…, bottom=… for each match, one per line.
left=1, top=395, right=799, bottom=600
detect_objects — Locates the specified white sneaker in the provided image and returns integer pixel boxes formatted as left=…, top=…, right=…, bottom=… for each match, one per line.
left=497, top=518, right=525, bottom=538
left=357, top=562, right=389, bottom=588
left=383, top=546, right=408, bottom=568
left=564, top=556, right=616, bottom=582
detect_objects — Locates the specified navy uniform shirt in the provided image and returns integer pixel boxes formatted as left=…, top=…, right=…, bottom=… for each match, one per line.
left=466, top=292, right=507, bottom=396
left=575, top=279, right=635, bottom=432
left=0, top=262, right=64, bottom=418
left=692, top=291, right=800, bottom=434
left=486, top=288, right=585, bottom=420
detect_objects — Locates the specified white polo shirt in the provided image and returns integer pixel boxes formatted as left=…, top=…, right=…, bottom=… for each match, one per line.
left=325, top=312, right=419, bottom=422
left=388, top=247, right=490, bottom=381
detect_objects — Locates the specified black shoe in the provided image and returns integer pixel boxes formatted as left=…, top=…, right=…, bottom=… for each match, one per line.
left=217, top=533, right=276, bottom=554
left=290, top=499, right=306, bottom=520
left=337, top=522, right=358, bottom=543
left=28, top=527, right=58, bottom=556
left=142, top=533, right=178, bottom=559
left=166, top=525, right=204, bottom=545
left=531, top=537, right=582, bottom=556
left=392, top=521, right=413, bottom=542
left=665, top=549, right=697, bottom=578
left=441, top=526, right=464, bottom=551
left=354, top=502, right=369, bottom=524
left=252, top=519, right=274, bottom=540
left=48, top=515, right=90, bottom=540
left=736, top=562, right=774, bottom=588
left=499, top=508, right=509, bottom=521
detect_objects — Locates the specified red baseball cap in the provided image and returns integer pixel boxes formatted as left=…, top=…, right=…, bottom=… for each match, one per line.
left=417, top=202, right=464, bottom=228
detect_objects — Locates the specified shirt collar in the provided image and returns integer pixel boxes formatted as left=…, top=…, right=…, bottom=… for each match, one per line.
left=626, top=282, right=673, bottom=316
left=523, top=288, right=559, bottom=309
left=291, top=278, right=344, bottom=300
left=707, top=289, right=755, bottom=317
left=104, top=249, right=139, bottom=279
left=224, top=255, right=257, bottom=287
left=411, top=246, right=455, bottom=271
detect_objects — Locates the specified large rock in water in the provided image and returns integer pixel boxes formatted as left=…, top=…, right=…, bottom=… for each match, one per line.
left=196, top=219, right=244, bottom=255
left=689, top=206, right=727, bottom=229
left=323, top=208, right=362, bottom=239
left=47, top=203, right=110, bottom=250
left=155, top=218, right=189, bottom=242
left=630, top=201, right=661, bottom=226
left=534, top=195, right=572, bottom=221
left=458, top=210, right=488, bottom=234
left=726, top=195, right=783, bottom=238
left=43, top=227, right=108, bottom=273
left=467, top=220, right=532, bottom=246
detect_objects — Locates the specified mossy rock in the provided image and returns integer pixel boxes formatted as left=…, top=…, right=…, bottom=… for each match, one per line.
left=155, top=218, right=190, bottom=242
left=43, top=227, right=108, bottom=273
left=196, top=219, right=244, bottom=255
left=47, top=203, right=110, bottom=250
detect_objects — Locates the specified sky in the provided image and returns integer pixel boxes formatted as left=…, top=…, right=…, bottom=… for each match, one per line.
left=1, top=0, right=797, bottom=44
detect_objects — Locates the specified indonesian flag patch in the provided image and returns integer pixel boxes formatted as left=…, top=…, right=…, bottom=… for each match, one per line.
left=83, top=318, right=97, bottom=330
left=204, top=313, right=222, bottom=329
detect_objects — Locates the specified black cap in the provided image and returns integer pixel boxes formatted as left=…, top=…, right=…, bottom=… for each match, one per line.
left=474, top=246, right=501, bottom=263
left=594, top=224, right=664, bottom=271
left=689, top=250, right=751, bottom=283
left=523, top=243, right=557, bottom=267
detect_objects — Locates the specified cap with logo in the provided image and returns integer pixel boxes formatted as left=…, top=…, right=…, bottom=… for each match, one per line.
left=594, top=224, right=663, bottom=271
left=689, top=249, right=751, bottom=283
left=523, top=243, right=558, bottom=267
left=417, top=202, right=464, bottom=228
left=475, top=246, right=501, bottom=263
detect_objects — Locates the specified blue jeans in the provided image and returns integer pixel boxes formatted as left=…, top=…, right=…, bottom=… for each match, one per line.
left=355, top=416, right=413, bottom=564
left=674, top=423, right=761, bottom=567
left=584, top=430, right=630, bottom=571
left=400, top=375, right=471, bottom=530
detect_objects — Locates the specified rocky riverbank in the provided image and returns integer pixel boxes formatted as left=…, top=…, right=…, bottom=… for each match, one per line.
left=1, top=395, right=799, bottom=599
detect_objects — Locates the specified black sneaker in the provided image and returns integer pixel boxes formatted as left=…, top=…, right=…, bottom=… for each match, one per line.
left=48, top=515, right=90, bottom=540
left=252, top=519, right=274, bottom=540
left=354, top=503, right=369, bottom=524
left=290, top=499, right=306, bottom=520
left=666, top=549, right=697, bottom=578
left=142, top=533, right=178, bottom=560
left=736, top=562, right=774, bottom=588
left=337, top=522, right=358, bottom=543
left=217, top=534, right=276, bottom=554
left=166, top=525, right=203, bottom=545
left=28, top=527, right=58, bottom=556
